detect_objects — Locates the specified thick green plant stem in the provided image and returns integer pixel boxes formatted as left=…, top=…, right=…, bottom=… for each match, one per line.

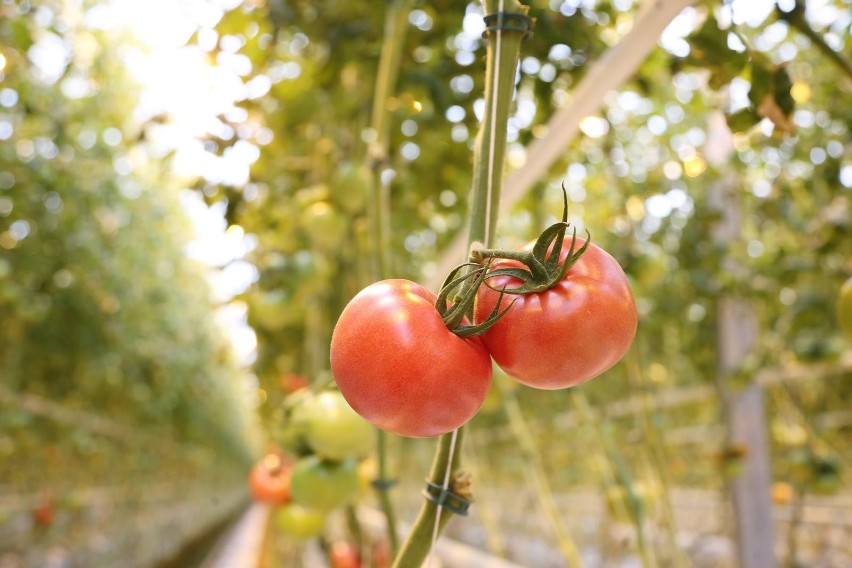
left=468, top=0, right=530, bottom=247
left=375, top=427, right=399, bottom=554
left=499, top=380, right=585, bottom=568
left=392, top=429, right=464, bottom=568
left=367, top=0, right=413, bottom=556
left=392, top=2, right=529, bottom=566
left=367, top=0, right=412, bottom=280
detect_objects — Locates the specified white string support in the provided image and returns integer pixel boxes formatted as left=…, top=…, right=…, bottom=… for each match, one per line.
left=426, top=2, right=510, bottom=565
left=483, top=0, right=506, bottom=248
left=426, top=426, right=461, bottom=568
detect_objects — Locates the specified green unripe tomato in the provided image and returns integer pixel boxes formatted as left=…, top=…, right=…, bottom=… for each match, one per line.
left=247, top=290, right=297, bottom=330
left=838, top=277, right=852, bottom=340
left=274, top=503, right=326, bottom=540
left=290, top=456, right=359, bottom=511
left=302, top=391, right=373, bottom=460
left=331, top=161, right=371, bottom=213
left=299, top=201, right=347, bottom=252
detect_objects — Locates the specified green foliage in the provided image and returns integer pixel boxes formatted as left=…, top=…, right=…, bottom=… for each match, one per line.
left=0, top=1, right=258, bottom=494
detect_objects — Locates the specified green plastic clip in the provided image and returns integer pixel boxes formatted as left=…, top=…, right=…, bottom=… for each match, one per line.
left=482, top=12, right=533, bottom=41
left=371, top=477, right=398, bottom=491
left=422, top=479, right=472, bottom=516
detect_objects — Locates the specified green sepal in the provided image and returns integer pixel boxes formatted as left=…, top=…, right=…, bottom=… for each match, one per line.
left=433, top=257, right=517, bottom=337
left=438, top=264, right=488, bottom=331
left=536, top=186, right=569, bottom=274
left=452, top=285, right=515, bottom=338
left=435, top=262, right=482, bottom=319
left=472, top=185, right=591, bottom=295
left=551, top=227, right=591, bottom=285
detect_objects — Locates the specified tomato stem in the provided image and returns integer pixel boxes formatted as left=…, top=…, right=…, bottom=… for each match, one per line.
left=391, top=2, right=530, bottom=567
left=391, top=428, right=465, bottom=568
left=472, top=226, right=591, bottom=294
left=469, top=185, right=592, bottom=294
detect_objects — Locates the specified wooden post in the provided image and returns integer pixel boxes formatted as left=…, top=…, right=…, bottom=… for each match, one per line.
left=703, top=108, right=777, bottom=567
left=711, top=161, right=777, bottom=567
left=717, top=298, right=777, bottom=568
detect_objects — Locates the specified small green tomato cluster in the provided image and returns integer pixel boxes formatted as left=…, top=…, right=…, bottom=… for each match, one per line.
left=265, top=388, right=375, bottom=541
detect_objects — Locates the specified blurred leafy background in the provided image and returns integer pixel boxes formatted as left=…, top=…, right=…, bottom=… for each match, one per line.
left=0, top=0, right=850, bottom=566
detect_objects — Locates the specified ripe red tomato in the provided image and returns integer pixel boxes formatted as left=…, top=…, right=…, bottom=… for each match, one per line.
left=248, top=452, right=293, bottom=505
left=330, top=279, right=493, bottom=437
left=32, top=492, right=55, bottom=528
left=475, top=237, right=637, bottom=389
left=280, top=372, right=310, bottom=393
left=372, top=539, right=391, bottom=568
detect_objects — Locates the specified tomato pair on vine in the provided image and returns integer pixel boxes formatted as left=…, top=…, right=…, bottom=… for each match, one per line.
left=330, top=190, right=637, bottom=437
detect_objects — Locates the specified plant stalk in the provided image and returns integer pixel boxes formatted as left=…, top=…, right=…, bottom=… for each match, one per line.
left=392, top=429, right=465, bottom=567
left=467, top=0, right=529, bottom=247
left=392, top=2, right=529, bottom=566
left=367, top=0, right=413, bottom=555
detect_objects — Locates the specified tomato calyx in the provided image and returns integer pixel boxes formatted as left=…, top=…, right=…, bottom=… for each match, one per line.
left=435, top=259, right=514, bottom=337
left=470, top=187, right=591, bottom=294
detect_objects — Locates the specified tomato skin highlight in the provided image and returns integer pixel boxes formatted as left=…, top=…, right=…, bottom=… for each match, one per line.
left=475, top=237, right=637, bottom=389
left=330, top=279, right=493, bottom=437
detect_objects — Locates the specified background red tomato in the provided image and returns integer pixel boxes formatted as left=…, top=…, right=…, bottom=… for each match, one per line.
left=475, top=237, right=637, bottom=389
left=371, top=539, right=391, bottom=568
left=280, top=372, right=310, bottom=393
left=32, top=492, right=55, bottom=528
left=330, top=279, right=492, bottom=437
left=248, top=452, right=293, bottom=505
left=329, top=541, right=361, bottom=568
